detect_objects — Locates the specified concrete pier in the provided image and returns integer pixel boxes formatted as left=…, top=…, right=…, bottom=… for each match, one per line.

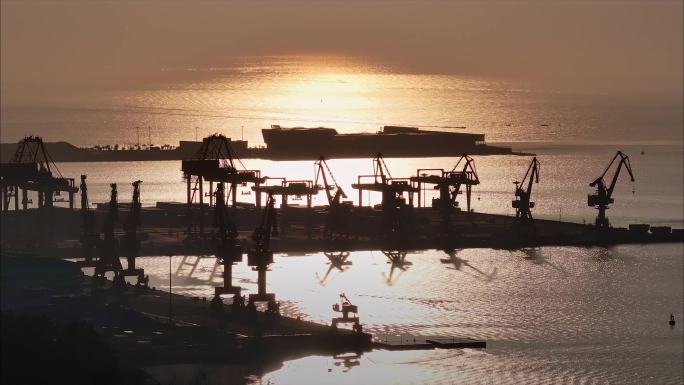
left=1, top=205, right=681, bottom=258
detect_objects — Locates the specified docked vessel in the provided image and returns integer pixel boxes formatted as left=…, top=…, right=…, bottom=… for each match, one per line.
left=0, top=125, right=523, bottom=163
left=261, top=125, right=514, bottom=159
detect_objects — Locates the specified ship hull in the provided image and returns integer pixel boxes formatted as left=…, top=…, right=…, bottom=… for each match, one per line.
left=261, top=128, right=515, bottom=159
left=1, top=126, right=525, bottom=163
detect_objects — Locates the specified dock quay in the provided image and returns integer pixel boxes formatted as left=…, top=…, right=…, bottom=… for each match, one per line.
left=1, top=136, right=682, bottom=330
left=2, top=253, right=484, bottom=371
left=107, top=279, right=374, bottom=364
left=2, top=136, right=681, bottom=258
left=0, top=134, right=681, bottom=381
left=1, top=206, right=681, bottom=259
left=1, top=253, right=374, bottom=368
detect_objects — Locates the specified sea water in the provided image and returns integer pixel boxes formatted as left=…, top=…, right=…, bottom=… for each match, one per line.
left=2, top=56, right=682, bottom=384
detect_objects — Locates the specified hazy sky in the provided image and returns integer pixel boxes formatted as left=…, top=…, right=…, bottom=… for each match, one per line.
left=1, top=0, right=682, bottom=101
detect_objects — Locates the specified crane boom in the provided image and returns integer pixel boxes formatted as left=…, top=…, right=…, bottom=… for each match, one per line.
left=608, top=152, right=634, bottom=198
left=524, top=157, right=540, bottom=197
left=447, top=154, right=480, bottom=211
left=373, top=153, right=392, bottom=184
left=512, top=157, right=540, bottom=222
left=588, top=151, right=635, bottom=228
left=252, top=191, right=278, bottom=251
left=314, top=156, right=346, bottom=206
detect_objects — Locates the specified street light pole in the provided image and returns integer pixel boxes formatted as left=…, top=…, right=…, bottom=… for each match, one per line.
left=169, top=254, right=173, bottom=326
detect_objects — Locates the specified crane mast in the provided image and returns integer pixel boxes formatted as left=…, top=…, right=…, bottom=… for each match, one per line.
left=79, top=175, right=97, bottom=265
left=212, top=182, right=243, bottom=303
left=122, top=180, right=142, bottom=271
left=314, top=157, right=351, bottom=238
left=252, top=191, right=278, bottom=252
left=213, top=183, right=237, bottom=242
left=246, top=190, right=279, bottom=315
left=120, top=180, right=147, bottom=288
left=373, top=153, right=392, bottom=185
left=314, top=156, right=346, bottom=206
left=352, top=153, right=418, bottom=239
left=447, top=154, right=480, bottom=213
left=94, top=183, right=122, bottom=279
left=512, top=157, right=540, bottom=222
left=588, top=151, right=635, bottom=228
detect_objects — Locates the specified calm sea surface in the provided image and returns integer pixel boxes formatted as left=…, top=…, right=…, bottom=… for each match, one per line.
left=3, top=56, right=682, bottom=384
left=137, top=245, right=683, bottom=385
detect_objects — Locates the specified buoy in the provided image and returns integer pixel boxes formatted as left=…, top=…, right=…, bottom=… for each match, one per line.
left=669, top=314, right=675, bottom=326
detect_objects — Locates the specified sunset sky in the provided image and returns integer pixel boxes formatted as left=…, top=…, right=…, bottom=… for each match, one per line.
left=2, top=0, right=682, bottom=101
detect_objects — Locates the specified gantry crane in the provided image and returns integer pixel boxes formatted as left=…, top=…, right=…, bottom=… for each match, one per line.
left=315, top=156, right=347, bottom=207
left=212, top=183, right=243, bottom=301
left=252, top=178, right=320, bottom=208
left=352, top=153, right=418, bottom=236
left=246, top=191, right=280, bottom=316
left=181, top=134, right=264, bottom=236
left=588, top=151, right=635, bottom=228
left=120, top=180, right=147, bottom=287
left=352, top=153, right=417, bottom=208
left=79, top=175, right=97, bottom=266
left=331, top=293, right=362, bottom=332
left=94, top=183, right=123, bottom=280
left=411, top=154, right=480, bottom=230
left=512, top=157, right=540, bottom=222
left=314, top=157, right=352, bottom=238
left=0, top=136, right=78, bottom=211
left=446, top=155, right=480, bottom=213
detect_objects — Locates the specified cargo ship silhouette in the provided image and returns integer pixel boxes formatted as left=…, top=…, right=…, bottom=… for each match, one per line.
left=0, top=125, right=524, bottom=163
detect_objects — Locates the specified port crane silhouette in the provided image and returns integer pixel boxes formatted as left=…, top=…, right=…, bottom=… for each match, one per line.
left=212, top=182, right=243, bottom=302
left=1, top=136, right=78, bottom=210
left=119, top=180, right=148, bottom=288
left=512, top=157, right=540, bottom=222
left=446, top=154, right=480, bottom=213
left=315, top=156, right=347, bottom=207
left=94, top=183, right=123, bottom=280
left=246, top=190, right=280, bottom=316
left=352, top=153, right=418, bottom=238
left=331, top=293, right=362, bottom=332
left=314, top=157, right=352, bottom=238
left=79, top=175, right=97, bottom=267
left=411, top=154, right=481, bottom=221
left=181, top=134, right=263, bottom=236
left=588, top=151, right=635, bottom=228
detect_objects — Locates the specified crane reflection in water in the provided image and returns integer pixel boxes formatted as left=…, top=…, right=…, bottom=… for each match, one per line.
left=518, top=248, right=567, bottom=275
left=316, top=251, right=352, bottom=286
left=440, top=249, right=497, bottom=281
left=333, top=352, right=362, bottom=372
left=381, top=250, right=412, bottom=286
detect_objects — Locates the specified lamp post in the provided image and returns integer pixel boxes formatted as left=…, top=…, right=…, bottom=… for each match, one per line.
left=169, top=254, right=173, bottom=326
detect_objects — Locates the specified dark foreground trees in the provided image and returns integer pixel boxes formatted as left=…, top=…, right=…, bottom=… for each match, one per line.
left=1, top=312, right=149, bottom=385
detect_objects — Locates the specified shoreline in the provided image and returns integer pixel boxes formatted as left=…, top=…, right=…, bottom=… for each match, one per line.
left=0, top=140, right=526, bottom=163
left=2, top=207, right=682, bottom=259
left=0, top=253, right=372, bottom=376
